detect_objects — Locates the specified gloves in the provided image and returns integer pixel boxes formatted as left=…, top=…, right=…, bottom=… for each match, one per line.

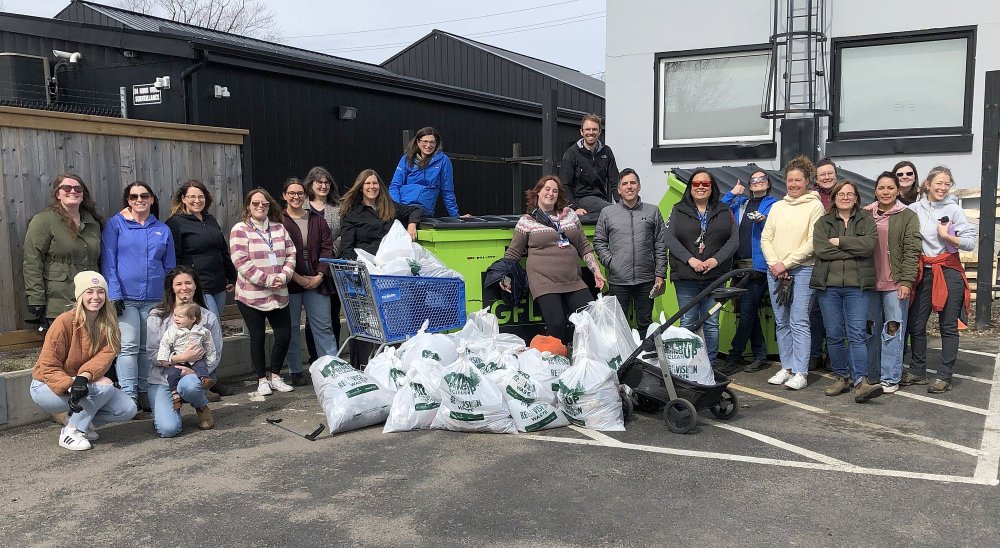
left=68, top=375, right=89, bottom=413
left=113, top=300, right=125, bottom=316
left=774, top=277, right=794, bottom=307
left=28, top=304, right=45, bottom=319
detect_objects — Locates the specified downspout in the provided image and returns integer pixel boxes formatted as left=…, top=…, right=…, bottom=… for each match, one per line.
left=181, top=48, right=209, bottom=125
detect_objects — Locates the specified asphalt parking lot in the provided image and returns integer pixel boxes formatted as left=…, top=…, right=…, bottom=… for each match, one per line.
left=2, top=341, right=998, bottom=547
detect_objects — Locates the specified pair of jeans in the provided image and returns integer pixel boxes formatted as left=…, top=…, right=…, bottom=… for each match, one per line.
left=287, top=290, right=337, bottom=374
left=809, top=292, right=826, bottom=358
left=673, top=280, right=720, bottom=363
left=727, top=272, right=768, bottom=361
left=610, top=281, right=655, bottom=337
left=236, top=301, right=292, bottom=379
left=817, top=287, right=871, bottom=383
left=117, top=300, right=158, bottom=398
left=766, top=267, right=814, bottom=374
left=534, top=288, right=593, bottom=344
left=30, top=379, right=136, bottom=432
left=306, top=291, right=342, bottom=361
left=867, top=289, right=908, bottom=385
left=204, top=290, right=228, bottom=321
left=148, top=376, right=209, bottom=438
left=908, top=267, right=964, bottom=381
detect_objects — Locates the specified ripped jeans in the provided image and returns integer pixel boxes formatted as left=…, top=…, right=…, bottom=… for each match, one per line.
left=867, top=289, right=908, bottom=385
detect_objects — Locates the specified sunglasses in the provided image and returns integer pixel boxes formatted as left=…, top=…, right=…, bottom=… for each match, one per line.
left=128, top=192, right=151, bottom=201
left=896, top=171, right=914, bottom=177
left=59, top=184, right=84, bottom=194
left=690, top=181, right=712, bottom=188
left=250, top=201, right=270, bottom=208
left=749, top=176, right=768, bottom=184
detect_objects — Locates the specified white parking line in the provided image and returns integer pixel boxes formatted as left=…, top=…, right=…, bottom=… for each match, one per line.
left=813, top=372, right=990, bottom=415
left=728, top=383, right=986, bottom=457
left=520, top=434, right=997, bottom=486
left=903, top=366, right=993, bottom=385
left=974, top=352, right=1000, bottom=483
left=931, top=347, right=998, bottom=358
left=710, top=422, right=849, bottom=466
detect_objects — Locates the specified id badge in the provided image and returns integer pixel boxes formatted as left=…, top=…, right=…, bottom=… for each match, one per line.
left=269, top=252, right=278, bottom=266
left=557, top=236, right=570, bottom=248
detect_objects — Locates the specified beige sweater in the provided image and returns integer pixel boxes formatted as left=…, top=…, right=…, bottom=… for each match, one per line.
left=760, top=191, right=825, bottom=270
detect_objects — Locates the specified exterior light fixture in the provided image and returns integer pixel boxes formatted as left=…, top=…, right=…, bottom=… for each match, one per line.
left=213, top=85, right=231, bottom=98
left=336, top=106, right=357, bottom=120
left=154, top=76, right=171, bottom=89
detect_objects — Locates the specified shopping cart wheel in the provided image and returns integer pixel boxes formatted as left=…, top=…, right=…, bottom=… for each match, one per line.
left=619, top=385, right=635, bottom=422
left=663, top=398, right=697, bottom=433
left=709, top=388, right=739, bottom=420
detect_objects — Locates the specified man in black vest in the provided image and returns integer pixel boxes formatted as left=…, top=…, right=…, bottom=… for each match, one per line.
left=559, top=114, right=619, bottom=215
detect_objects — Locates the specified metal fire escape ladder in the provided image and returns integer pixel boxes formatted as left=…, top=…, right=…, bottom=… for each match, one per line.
left=761, top=0, right=832, bottom=120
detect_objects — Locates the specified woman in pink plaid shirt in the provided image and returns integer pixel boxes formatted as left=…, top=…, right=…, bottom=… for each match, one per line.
left=229, top=188, right=297, bottom=396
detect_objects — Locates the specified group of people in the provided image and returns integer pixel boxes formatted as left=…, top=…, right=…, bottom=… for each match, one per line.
left=24, top=128, right=460, bottom=451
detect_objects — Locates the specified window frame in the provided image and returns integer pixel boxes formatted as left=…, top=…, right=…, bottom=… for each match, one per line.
left=829, top=26, right=976, bottom=141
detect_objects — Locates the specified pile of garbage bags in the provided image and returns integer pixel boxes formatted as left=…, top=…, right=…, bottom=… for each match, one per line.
left=310, top=297, right=643, bottom=435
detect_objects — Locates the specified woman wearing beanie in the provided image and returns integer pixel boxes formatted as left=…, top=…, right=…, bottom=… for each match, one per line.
left=29, top=272, right=137, bottom=450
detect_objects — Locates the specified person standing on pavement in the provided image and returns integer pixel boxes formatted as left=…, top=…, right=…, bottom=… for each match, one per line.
left=720, top=169, right=778, bottom=374
left=760, top=155, right=825, bottom=390
left=389, top=127, right=461, bottom=217
left=559, top=114, right=619, bottom=215
left=811, top=180, right=883, bottom=403
left=593, top=168, right=667, bottom=338
left=305, top=166, right=344, bottom=363
left=903, top=166, right=976, bottom=393
left=808, top=157, right=838, bottom=370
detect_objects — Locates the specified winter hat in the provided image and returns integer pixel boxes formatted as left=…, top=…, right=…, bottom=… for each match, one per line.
left=74, top=271, right=109, bottom=299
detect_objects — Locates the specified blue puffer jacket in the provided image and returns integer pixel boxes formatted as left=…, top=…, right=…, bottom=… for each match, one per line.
left=100, top=210, right=176, bottom=302
left=721, top=192, right=778, bottom=272
left=389, top=151, right=459, bottom=217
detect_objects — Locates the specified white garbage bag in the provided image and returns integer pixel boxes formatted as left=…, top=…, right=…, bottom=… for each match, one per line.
left=496, top=368, right=568, bottom=432
left=366, top=346, right=407, bottom=394
left=383, top=358, right=444, bottom=433
left=398, top=320, right=459, bottom=369
left=556, top=355, right=624, bottom=431
left=375, top=221, right=415, bottom=264
left=430, top=350, right=517, bottom=434
left=470, top=350, right=519, bottom=385
left=310, top=356, right=393, bottom=434
left=518, top=348, right=571, bottom=394
left=657, top=325, right=716, bottom=386
left=570, top=294, right=637, bottom=371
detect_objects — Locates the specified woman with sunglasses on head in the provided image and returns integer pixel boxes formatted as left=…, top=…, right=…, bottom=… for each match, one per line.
left=811, top=180, right=883, bottom=402
left=719, top=169, right=778, bottom=374
left=165, top=180, right=236, bottom=322
left=281, top=177, right=337, bottom=385
left=760, top=155, right=825, bottom=390
left=230, top=188, right=297, bottom=396
left=304, top=166, right=343, bottom=364
left=503, top=175, right=605, bottom=346
left=389, top=127, right=461, bottom=217
left=23, top=174, right=104, bottom=327
left=663, top=169, right=738, bottom=367
left=101, top=182, right=176, bottom=412
left=904, top=166, right=976, bottom=393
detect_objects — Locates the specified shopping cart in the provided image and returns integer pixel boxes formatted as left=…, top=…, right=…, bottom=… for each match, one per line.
left=618, top=268, right=754, bottom=433
left=320, top=258, right=467, bottom=359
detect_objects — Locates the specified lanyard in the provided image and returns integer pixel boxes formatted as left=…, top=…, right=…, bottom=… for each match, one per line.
left=696, top=209, right=709, bottom=233
left=250, top=219, right=273, bottom=251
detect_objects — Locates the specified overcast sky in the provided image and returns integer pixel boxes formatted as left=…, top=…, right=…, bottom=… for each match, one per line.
left=2, top=0, right=607, bottom=78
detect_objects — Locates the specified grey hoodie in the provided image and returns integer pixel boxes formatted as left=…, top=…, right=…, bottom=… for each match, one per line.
left=907, top=194, right=976, bottom=256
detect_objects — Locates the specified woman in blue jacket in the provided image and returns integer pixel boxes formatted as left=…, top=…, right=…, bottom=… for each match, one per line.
left=101, top=182, right=176, bottom=411
left=720, top=169, right=778, bottom=374
left=389, top=127, right=460, bottom=217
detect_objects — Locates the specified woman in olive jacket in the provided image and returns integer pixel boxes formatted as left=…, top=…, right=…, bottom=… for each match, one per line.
left=810, top=180, right=882, bottom=403
left=23, top=174, right=104, bottom=323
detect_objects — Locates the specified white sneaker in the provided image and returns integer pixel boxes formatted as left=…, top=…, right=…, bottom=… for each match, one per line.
left=767, top=369, right=794, bottom=385
left=269, top=375, right=294, bottom=393
left=59, top=426, right=92, bottom=451
left=881, top=382, right=900, bottom=394
left=257, top=379, right=273, bottom=396
left=84, top=426, right=99, bottom=441
left=784, top=373, right=808, bottom=390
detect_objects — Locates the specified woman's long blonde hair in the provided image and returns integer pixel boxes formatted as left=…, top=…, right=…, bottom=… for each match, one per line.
left=73, top=291, right=121, bottom=356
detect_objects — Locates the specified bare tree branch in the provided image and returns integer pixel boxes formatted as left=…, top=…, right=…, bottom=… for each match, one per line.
left=112, top=0, right=281, bottom=41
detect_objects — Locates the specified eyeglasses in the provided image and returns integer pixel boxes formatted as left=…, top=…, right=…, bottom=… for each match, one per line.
left=418, top=139, right=437, bottom=146
left=284, top=191, right=305, bottom=197
left=128, top=193, right=151, bottom=201
left=250, top=201, right=270, bottom=208
left=749, top=176, right=768, bottom=184
left=690, top=181, right=712, bottom=188
left=314, top=180, right=330, bottom=187
left=59, top=184, right=84, bottom=194
left=896, top=171, right=914, bottom=177
left=184, top=195, right=205, bottom=201
left=836, top=192, right=857, bottom=198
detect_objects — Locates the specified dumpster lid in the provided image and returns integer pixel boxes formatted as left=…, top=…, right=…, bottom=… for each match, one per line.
left=419, top=213, right=599, bottom=229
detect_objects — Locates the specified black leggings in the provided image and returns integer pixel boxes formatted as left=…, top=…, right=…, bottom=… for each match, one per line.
left=535, top=288, right=593, bottom=345
left=237, top=301, right=292, bottom=379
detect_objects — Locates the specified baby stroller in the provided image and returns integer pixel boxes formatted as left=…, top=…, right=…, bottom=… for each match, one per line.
left=618, top=269, right=754, bottom=433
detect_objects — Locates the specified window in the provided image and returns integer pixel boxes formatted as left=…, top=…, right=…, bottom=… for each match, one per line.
left=655, top=47, right=772, bottom=146
left=830, top=27, right=975, bottom=140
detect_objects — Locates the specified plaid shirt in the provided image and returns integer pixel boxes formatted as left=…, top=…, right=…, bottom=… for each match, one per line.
left=229, top=220, right=296, bottom=311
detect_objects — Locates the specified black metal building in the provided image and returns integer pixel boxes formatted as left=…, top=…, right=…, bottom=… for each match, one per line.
left=0, top=1, right=605, bottom=216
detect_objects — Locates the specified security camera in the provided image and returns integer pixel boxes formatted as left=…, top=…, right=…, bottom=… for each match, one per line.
left=154, top=76, right=171, bottom=90
left=53, top=50, right=84, bottom=63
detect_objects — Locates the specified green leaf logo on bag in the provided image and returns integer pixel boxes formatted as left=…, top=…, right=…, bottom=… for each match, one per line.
left=444, top=372, right=480, bottom=395
left=470, top=355, right=501, bottom=374
left=407, top=258, right=422, bottom=276
left=410, top=383, right=440, bottom=411
left=505, top=371, right=537, bottom=403
left=389, top=368, right=406, bottom=386
left=557, top=380, right=585, bottom=405
left=319, top=357, right=354, bottom=378
left=606, top=355, right=623, bottom=371
left=421, top=350, right=441, bottom=361
left=663, top=337, right=703, bottom=360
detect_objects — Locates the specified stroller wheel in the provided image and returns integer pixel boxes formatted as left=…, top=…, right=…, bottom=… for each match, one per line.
left=710, top=388, right=739, bottom=420
left=663, top=398, right=697, bottom=433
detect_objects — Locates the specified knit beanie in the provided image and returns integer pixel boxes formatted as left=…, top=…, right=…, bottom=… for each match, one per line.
left=74, top=271, right=109, bottom=299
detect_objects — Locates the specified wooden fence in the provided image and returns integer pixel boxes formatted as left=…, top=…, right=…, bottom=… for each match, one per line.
left=0, top=106, right=248, bottom=332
